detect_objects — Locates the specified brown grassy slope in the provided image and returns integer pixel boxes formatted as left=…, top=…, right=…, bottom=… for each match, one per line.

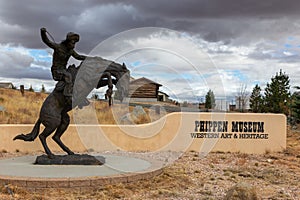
left=0, top=88, right=46, bottom=124
left=0, top=88, right=157, bottom=124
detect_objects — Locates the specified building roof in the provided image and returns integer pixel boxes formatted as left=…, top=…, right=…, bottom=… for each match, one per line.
left=130, top=77, right=162, bottom=86
left=0, top=82, right=14, bottom=88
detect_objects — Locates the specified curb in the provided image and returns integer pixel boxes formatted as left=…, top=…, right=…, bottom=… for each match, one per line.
left=0, top=168, right=163, bottom=192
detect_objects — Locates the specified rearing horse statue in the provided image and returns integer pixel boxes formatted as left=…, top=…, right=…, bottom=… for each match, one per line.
left=13, top=57, right=130, bottom=158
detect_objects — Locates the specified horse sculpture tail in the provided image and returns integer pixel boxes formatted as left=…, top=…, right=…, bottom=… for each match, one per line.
left=13, top=119, right=42, bottom=141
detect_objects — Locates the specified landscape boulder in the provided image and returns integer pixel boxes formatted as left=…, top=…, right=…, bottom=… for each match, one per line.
left=119, top=106, right=147, bottom=124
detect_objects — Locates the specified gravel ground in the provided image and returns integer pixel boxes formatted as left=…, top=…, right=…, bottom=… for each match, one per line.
left=0, top=128, right=299, bottom=200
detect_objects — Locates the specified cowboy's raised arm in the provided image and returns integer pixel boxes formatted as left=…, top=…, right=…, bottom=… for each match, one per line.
left=40, top=27, right=56, bottom=49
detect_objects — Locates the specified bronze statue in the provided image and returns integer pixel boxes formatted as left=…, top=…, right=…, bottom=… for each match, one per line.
left=13, top=29, right=130, bottom=159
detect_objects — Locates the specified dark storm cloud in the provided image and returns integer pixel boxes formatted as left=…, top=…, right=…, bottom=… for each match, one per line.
left=0, top=49, right=51, bottom=79
left=1, top=0, right=300, bottom=52
left=132, top=0, right=300, bottom=19
left=0, top=0, right=98, bottom=49
left=1, top=0, right=300, bottom=90
left=0, top=0, right=159, bottom=51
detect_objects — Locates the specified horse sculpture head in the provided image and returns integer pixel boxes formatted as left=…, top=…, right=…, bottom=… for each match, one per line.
left=71, top=57, right=130, bottom=106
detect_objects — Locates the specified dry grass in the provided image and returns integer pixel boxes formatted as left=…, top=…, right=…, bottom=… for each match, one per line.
left=0, top=88, right=46, bottom=124
left=0, top=88, right=161, bottom=124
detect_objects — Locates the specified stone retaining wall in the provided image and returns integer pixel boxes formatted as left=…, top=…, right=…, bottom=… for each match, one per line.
left=0, top=112, right=286, bottom=154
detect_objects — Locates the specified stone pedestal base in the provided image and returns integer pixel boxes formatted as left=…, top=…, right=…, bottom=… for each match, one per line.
left=35, top=154, right=105, bottom=165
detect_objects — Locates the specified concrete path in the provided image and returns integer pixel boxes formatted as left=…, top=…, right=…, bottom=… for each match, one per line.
left=0, top=154, right=152, bottom=178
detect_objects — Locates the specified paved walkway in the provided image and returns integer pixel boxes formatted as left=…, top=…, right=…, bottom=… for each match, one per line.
left=0, top=154, right=152, bottom=178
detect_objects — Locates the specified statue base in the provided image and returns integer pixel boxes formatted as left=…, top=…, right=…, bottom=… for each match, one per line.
left=34, top=154, right=105, bottom=165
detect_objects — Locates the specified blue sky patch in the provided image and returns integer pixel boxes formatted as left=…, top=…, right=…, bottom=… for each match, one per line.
left=284, top=44, right=293, bottom=48
left=29, top=49, right=51, bottom=62
left=227, top=69, right=248, bottom=81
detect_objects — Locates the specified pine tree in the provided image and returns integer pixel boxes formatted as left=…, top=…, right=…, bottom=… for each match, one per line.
left=205, top=89, right=216, bottom=109
left=28, top=85, right=34, bottom=92
left=291, top=86, right=300, bottom=123
left=41, top=84, right=46, bottom=93
left=250, top=84, right=263, bottom=113
left=264, top=69, right=290, bottom=115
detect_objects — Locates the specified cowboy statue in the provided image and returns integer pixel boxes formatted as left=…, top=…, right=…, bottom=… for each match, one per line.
left=40, top=27, right=89, bottom=107
left=13, top=27, right=131, bottom=159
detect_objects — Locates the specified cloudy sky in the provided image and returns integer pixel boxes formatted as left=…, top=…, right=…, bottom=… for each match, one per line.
left=1, top=0, right=300, bottom=104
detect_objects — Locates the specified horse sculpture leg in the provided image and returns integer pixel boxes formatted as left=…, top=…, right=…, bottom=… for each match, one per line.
left=39, top=125, right=58, bottom=158
left=52, top=113, right=74, bottom=155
